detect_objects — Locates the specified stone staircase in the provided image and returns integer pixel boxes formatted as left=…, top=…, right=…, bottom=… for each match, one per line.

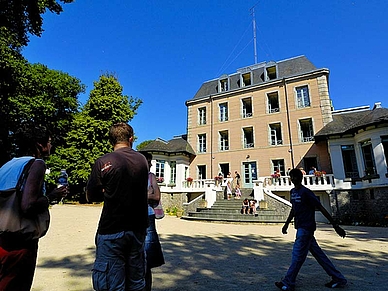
left=182, top=190, right=288, bottom=223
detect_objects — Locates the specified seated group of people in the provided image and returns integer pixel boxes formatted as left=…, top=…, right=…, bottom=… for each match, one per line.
left=241, top=198, right=258, bottom=215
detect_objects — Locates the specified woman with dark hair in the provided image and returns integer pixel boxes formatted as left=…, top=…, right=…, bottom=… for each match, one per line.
left=0, top=125, right=68, bottom=290
left=141, top=151, right=165, bottom=291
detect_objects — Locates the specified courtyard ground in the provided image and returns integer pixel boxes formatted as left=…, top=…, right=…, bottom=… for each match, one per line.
left=32, top=204, right=387, bottom=291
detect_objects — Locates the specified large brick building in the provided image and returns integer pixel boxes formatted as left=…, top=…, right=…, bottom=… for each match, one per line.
left=185, top=55, right=333, bottom=187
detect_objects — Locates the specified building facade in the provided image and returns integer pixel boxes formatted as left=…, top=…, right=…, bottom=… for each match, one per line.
left=315, top=102, right=388, bottom=225
left=185, top=56, right=333, bottom=187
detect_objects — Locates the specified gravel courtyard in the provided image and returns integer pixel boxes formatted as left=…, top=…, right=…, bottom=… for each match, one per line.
left=32, top=205, right=387, bottom=291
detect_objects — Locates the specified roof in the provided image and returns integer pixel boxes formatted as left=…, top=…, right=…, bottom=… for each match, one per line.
left=315, top=106, right=388, bottom=140
left=140, top=135, right=196, bottom=157
left=190, top=55, right=321, bottom=101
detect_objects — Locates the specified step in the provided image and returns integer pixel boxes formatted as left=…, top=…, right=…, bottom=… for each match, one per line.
left=181, top=215, right=285, bottom=224
left=188, top=212, right=285, bottom=221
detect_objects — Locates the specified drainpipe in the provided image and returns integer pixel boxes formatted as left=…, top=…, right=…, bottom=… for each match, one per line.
left=283, top=78, right=295, bottom=168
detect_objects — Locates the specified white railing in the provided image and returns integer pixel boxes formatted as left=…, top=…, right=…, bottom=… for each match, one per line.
left=263, top=174, right=335, bottom=191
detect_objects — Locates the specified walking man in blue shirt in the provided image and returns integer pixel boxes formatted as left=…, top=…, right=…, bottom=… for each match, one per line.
left=275, top=168, right=347, bottom=291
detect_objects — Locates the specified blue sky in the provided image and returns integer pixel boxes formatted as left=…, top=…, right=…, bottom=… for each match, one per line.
left=23, top=0, right=388, bottom=147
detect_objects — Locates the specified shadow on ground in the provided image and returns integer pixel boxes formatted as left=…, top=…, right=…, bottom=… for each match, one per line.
left=35, top=225, right=387, bottom=291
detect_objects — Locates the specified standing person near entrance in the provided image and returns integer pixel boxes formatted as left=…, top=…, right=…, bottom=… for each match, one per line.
left=275, top=168, right=347, bottom=291
left=234, top=171, right=241, bottom=187
left=141, top=152, right=165, bottom=291
left=87, top=123, right=149, bottom=291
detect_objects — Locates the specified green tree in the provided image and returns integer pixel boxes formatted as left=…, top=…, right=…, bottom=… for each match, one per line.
left=136, top=140, right=153, bottom=151
left=10, top=63, right=85, bottom=146
left=0, top=0, right=74, bottom=49
left=0, top=34, right=27, bottom=164
left=0, top=59, right=84, bottom=165
left=49, top=74, right=142, bottom=200
left=0, top=0, right=75, bottom=165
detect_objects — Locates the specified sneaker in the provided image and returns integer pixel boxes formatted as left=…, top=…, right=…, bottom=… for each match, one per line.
left=275, top=281, right=294, bottom=291
left=325, top=279, right=347, bottom=288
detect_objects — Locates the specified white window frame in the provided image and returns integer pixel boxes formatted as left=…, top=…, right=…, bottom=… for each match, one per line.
left=198, top=107, right=206, bottom=125
left=242, top=97, right=253, bottom=118
left=219, top=130, right=229, bottom=151
left=269, top=123, right=283, bottom=145
left=155, top=160, right=165, bottom=179
left=243, top=127, right=254, bottom=148
left=299, top=118, right=314, bottom=142
left=219, top=103, right=228, bottom=122
left=169, top=161, right=176, bottom=184
left=296, top=85, right=311, bottom=108
left=198, top=134, right=206, bottom=153
left=267, top=91, right=280, bottom=113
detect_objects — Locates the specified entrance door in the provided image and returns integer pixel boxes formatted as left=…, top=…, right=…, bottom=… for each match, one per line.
left=303, top=157, right=317, bottom=174
left=242, top=162, right=257, bottom=188
left=219, top=163, right=229, bottom=178
left=197, top=165, right=206, bottom=179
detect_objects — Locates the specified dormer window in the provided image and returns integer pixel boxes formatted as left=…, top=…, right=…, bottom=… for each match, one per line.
left=241, top=72, right=252, bottom=87
left=265, top=65, right=277, bottom=80
left=219, top=77, right=229, bottom=92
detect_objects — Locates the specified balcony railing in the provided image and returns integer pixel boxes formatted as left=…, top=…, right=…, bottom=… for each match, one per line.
left=263, top=174, right=335, bottom=191
left=244, top=143, right=254, bottom=148
left=302, top=136, right=314, bottom=142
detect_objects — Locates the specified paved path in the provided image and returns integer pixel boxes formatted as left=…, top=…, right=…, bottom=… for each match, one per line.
left=32, top=205, right=387, bottom=291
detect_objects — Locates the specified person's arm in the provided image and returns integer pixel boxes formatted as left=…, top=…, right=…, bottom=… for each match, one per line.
left=282, top=208, right=294, bottom=234
left=86, top=160, right=104, bottom=203
left=148, top=173, right=160, bottom=202
left=21, top=160, right=67, bottom=215
left=317, top=204, right=346, bottom=238
left=21, top=160, right=47, bottom=215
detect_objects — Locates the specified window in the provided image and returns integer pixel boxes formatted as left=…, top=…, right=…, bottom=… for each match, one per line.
left=170, top=161, right=176, bottom=184
left=184, top=166, right=189, bottom=180
left=242, top=97, right=252, bottom=118
left=299, top=118, right=314, bottom=142
left=267, top=92, right=280, bottom=113
left=198, top=134, right=206, bottom=153
left=360, top=140, right=376, bottom=175
left=241, top=72, right=252, bottom=87
left=219, top=103, right=228, bottom=122
left=219, top=77, right=228, bottom=92
left=198, top=107, right=206, bottom=125
left=266, top=65, right=277, bottom=80
left=243, top=127, right=254, bottom=148
left=198, top=165, right=206, bottom=179
left=155, top=160, right=165, bottom=179
left=341, top=145, right=359, bottom=178
left=269, top=123, right=283, bottom=145
left=382, top=136, right=388, bottom=171
left=272, top=159, right=285, bottom=175
left=296, top=86, right=311, bottom=108
left=219, top=130, right=229, bottom=151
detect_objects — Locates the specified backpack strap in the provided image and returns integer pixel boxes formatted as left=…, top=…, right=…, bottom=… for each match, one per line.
left=16, top=158, right=35, bottom=192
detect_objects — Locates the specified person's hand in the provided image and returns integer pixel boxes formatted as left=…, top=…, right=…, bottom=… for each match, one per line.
left=48, top=185, right=69, bottom=202
left=333, top=224, right=346, bottom=238
left=282, top=223, right=289, bottom=234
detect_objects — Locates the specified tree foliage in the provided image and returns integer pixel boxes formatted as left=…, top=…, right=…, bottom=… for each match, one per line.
left=0, top=0, right=77, bottom=165
left=0, top=59, right=84, bottom=165
left=136, top=140, right=153, bottom=151
left=48, top=74, right=142, bottom=194
left=0, top=0, right=74, bottom=48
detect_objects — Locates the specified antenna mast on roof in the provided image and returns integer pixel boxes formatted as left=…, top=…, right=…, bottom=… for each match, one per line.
left=250, top=5, right=258, bottom=64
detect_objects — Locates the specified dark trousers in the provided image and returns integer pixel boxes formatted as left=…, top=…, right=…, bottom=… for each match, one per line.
left=0, top=235, right=39, bottom=291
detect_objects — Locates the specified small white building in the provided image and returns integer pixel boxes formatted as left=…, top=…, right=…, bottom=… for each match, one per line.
left=315, top=102, right=388, bottom=225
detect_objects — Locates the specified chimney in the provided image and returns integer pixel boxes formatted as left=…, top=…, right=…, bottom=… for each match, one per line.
left=373, top=102, right=382, bottom=109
